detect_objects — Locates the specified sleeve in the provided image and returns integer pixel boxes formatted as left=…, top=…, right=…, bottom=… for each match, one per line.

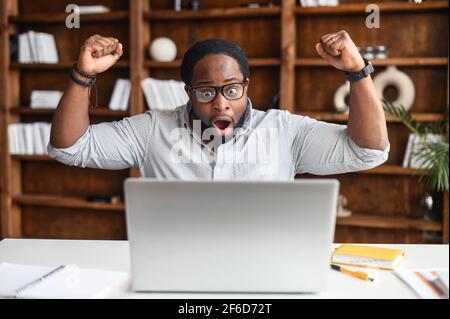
left=288, top=113, right=390, bottom=175
left=47, top=112, right=151, bottom=170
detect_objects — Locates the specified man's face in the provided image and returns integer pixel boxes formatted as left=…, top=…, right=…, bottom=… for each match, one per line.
left=185, top=54, right=249, bottom=138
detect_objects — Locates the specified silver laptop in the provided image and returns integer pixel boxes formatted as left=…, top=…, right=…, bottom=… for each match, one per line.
left=124, top=178, right=339, bottom=293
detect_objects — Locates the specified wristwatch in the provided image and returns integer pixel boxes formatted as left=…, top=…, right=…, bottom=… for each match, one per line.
left=344, top=58, right=374, bottom=82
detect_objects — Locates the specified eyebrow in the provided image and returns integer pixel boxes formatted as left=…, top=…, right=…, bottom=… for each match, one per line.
left=194, top=77, right=241, bottom=86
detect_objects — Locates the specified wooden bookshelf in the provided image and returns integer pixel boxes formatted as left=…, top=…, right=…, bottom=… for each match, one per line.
left=10, top=106, right=129, bottom=117
left=0, top=0, right=448, bottom=243
left=144, top=6, right=281, bottom=20
left=294, top=0, right=449, bottom=15
left=13, top=194, right=125, bottom=211
left=297, top=111, right=446, bottom=123
left=296, top=57, right=448, bottom=67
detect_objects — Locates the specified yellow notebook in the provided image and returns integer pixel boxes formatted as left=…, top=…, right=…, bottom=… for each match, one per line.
left=332, top=245, right=405, bottom=270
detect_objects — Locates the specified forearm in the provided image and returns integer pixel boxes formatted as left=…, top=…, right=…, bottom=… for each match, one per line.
left=347, top=76, right=389, bottom=151
left=49, top=71, right=90, bottom=148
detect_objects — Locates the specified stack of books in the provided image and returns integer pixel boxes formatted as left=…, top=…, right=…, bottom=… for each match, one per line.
left=8, top=123, right=51, bottom=155
left=141, top=77, right=189, bottom=111
left=18, top=31, right=59, bottom=64
left=109, top=79, right=131, bottom=111
left=299, top=0, right=339, bottom=7
left=30, top=90, right=63, bottom=109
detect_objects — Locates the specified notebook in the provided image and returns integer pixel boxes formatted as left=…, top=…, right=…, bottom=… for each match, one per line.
left=0, top=263, right=130, bottom=299
left=331, top=245, right=405, bottom=270
left=395, top=268, right=449, bottom=299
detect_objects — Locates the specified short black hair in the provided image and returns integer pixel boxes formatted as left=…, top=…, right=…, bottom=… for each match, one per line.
left=180, top=39, right=250, bottom=86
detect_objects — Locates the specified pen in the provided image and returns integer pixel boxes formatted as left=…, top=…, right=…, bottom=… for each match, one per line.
left=331, top=264, right=374, bottom=282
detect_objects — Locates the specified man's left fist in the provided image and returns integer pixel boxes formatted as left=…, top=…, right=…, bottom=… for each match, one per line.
left=315, top=30, right=365, bottom=73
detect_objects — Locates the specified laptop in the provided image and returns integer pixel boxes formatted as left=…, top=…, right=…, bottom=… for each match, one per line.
left=124, top=178, right=339, bottom=293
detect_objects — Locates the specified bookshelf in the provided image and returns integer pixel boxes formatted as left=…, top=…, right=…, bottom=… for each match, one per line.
left=0, top=0, right=448, bottom=243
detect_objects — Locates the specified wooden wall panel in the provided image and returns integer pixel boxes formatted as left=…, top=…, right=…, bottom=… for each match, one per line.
left=296, top=12, right=448, bottom=58
left=22, top=161, right=127, bottom=197
left=22, top=206, right=126, bottom=240
left=148, top=18, right=280, bottom=59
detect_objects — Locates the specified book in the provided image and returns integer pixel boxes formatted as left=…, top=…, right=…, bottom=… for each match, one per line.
left=395, top=269, right=449, bottom=299
left=409, top=133, right=444, bottom=169
left=109, top=79, right=130, bottom=111
left=141, top=77, right=188, bottom=111
left=30, top=90, right=63, bottom=109
left=18, top=31, right=59, bottom=64
left=76, top=5, right=111, bottom=14
left=402, top=133, right=415, bottom=168
left=0, top=263, right=129, bottom=299
left=331, top=244, right=405, bottom=270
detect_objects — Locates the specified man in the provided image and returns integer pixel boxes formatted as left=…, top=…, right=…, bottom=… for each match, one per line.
left=48, top=31, right=389, bottom=180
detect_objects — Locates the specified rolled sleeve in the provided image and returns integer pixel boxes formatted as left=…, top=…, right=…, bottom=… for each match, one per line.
left=47, top=113, right=151, bottom=170
left=289, top=114, right=389, bottom=175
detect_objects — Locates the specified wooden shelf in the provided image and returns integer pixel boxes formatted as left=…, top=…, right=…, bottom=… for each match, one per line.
left=337, top=214, right=442, bottom=232
left=295, top=1, right=449, bottom=15
left=297, top=111, right=445, bottom=123
left=10, top=61, right=129, bottom=70
left=145, top=6, right=281, bottom=20
left=11, top=155, right=54, bottom=161
left=356, top=165, right=427, bottom=176
left=144, top=58, right=280, bottom=68
left=295, top=57, right=448, bottom=67
left=8, top=11, right=129, bottom=23
left=13, top=194, right=125, bottom=211
left=10, top=107, right=129, bottom=117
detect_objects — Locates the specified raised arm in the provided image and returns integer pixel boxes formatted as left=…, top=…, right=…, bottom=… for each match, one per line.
left=315, top=30, right=389, bottom=151
left=50, top=35, right=123, bottom=148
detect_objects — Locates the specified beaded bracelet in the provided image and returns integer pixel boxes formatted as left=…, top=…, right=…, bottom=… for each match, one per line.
left=70, top=68, right=98, bottom=108
left=72, top=62, right=96, bottom=79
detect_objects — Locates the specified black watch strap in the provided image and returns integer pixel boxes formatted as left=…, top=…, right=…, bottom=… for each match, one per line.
left=345, top=58, right=374, bottom=82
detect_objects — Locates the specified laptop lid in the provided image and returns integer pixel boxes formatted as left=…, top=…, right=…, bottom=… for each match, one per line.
left=125, top=178, right=339, bottom=293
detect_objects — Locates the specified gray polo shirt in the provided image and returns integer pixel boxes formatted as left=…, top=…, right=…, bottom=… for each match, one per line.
left=47, top=98, right=389, bottom=180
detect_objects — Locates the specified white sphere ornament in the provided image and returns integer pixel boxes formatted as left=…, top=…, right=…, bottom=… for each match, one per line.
left=149, top=37, right=177, bottom=62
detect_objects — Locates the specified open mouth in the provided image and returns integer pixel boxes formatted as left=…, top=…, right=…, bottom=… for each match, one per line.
left=212, top=117, right=233, bottom=136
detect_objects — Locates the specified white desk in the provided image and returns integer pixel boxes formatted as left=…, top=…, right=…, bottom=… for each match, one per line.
left=0, top=239, right=448, bottom=299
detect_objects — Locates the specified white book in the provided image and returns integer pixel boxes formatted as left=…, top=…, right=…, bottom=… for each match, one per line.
left=43, top=33, right=59, bottom=64
left=26, top=31, right=38, bottom=63
left=15, top=124, right=24, bottom=154
left=109, top=79, right=127, bottom=111
left=317, top=0, right=328, bottom=6
left=18, top=33, right=31, bottom=63
left=409, top=134, right=443, bottom=169
left=32, top=123, right=44, bottom=155
left=30, top=90, right=63, bottom=109
left=402, top=133, right=415, bottom=168
left=0, top=263, right=129, bottom=299
left=77, top=5, right=111, bottom=14
left=23, top=124, right=34, bottom=155
left=42, top=124, right=52, bottom=154
left=8, top=124, right=18, bottom=154
left=120, top=80, right=131, bottom=111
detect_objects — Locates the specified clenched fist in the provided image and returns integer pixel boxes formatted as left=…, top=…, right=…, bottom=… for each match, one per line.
left=315, top=30, right=365, bottom=73
left=78, top=34, right=124, bottom=74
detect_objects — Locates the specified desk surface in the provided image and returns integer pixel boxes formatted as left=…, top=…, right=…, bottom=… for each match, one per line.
left=0, top=239, right=448, bottom=299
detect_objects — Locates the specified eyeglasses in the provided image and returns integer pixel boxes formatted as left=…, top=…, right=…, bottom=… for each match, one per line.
left=190, top=80, right=248, bottom=103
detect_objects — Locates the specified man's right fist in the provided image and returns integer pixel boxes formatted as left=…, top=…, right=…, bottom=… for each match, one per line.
left=78, top=34, right=124, bottom=74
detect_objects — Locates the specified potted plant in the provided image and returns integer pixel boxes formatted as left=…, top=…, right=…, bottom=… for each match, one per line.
left=383, top=100, right=449, bottom=224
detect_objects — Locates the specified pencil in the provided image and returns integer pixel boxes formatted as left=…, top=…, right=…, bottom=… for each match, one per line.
left=331, top=264, right=374, bottom=282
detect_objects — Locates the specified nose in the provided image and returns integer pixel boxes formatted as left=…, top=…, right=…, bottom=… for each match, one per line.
left=212, top=93, right=230, bottom=113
